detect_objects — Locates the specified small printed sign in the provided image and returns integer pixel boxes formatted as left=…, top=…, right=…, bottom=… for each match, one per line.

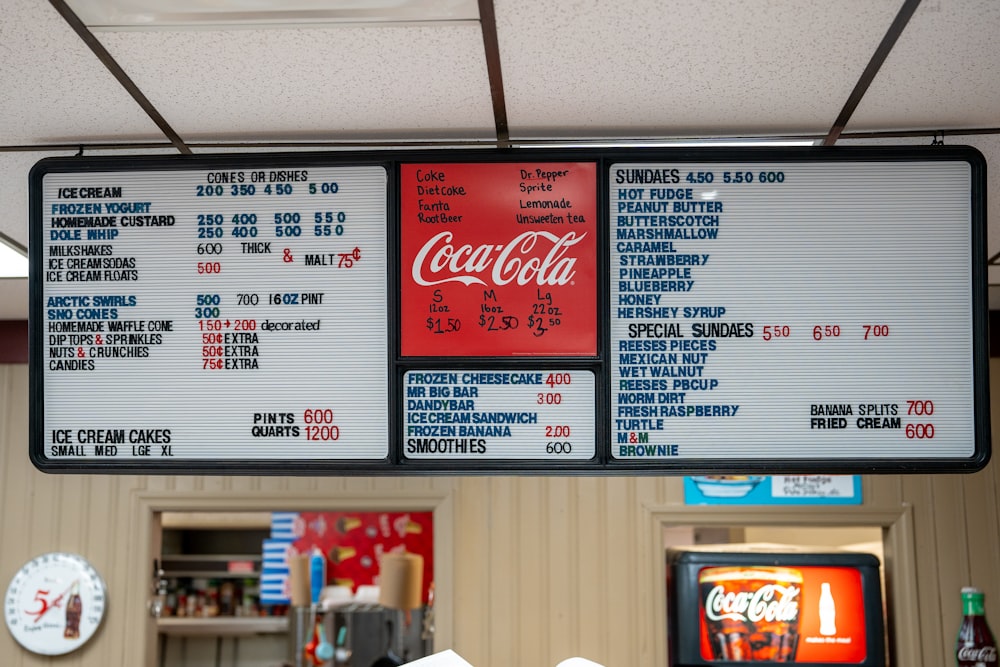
left=684, top=475, right=862, bottom=505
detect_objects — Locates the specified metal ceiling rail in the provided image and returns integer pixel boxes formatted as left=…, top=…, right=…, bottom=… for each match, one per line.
left=48, top=0, right=193, bottom=155
left=478, top=0, right=511, bottom=148
left=822, top=0, right=923, bottom=146
left=3, top=127, right=1000, bottom=153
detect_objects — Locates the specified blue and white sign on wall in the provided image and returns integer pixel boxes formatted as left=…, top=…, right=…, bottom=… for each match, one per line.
left=684, top=475, right=862, bottom=505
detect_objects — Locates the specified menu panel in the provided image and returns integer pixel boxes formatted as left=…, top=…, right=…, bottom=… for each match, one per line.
left=38, top=164, right=389, bottom=462
left=399, top=162, right=598, bottom=357
left=610, top=161, right=977, bottom=461
left=402, top=370, right=596, bottom=461
left=30, top=148, right=987, bottom=474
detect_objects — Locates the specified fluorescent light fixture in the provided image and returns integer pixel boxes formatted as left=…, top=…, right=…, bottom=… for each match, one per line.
left=0, top=234, right=28, bottom=279
left=64, top=0, right=479, bottom=29
left=517, top=139, right=817, bottom=149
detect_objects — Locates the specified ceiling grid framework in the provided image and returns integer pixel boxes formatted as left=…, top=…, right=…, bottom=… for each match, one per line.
left=48, top=0, right=192, bottom=154
left=0, top=0, right=998, bottom=318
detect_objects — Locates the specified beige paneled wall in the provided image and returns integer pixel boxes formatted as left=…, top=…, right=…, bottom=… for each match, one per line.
left=1, top=359, right=998, bottom=666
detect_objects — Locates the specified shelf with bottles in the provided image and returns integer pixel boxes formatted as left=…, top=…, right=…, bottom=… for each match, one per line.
left=158, top=574, right=291, bottom=621
left=156, top=615, right=289, bottom=636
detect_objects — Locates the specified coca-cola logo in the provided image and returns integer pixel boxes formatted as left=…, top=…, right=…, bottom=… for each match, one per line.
left=958, top=646, right=999, bottom=662
left=705, top=584, right=801, bottom=623
left=411, top=230, right=586, bottom=287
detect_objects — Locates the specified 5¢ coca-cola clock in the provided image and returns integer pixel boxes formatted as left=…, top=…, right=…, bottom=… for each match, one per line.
left=4, top=552, right=107, bottom=655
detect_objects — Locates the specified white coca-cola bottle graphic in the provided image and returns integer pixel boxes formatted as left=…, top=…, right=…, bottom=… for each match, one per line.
left=819, top=582, right=837, bottom=636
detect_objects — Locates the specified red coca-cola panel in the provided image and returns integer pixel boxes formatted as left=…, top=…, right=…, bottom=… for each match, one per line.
left=400, top=162, right=598, bottom=356
left=697, top=565, right=867, bottom=663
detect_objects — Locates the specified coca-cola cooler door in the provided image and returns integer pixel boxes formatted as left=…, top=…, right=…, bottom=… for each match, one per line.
left=666, top=548, right=886, bottom=667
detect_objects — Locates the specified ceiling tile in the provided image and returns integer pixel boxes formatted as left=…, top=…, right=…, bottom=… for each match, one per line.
left=0, top=0, right=166, bottom=144
left=95, top=24, right=497, bottom=141
left=849, top=0, right=1000, bottom=132
left=494, top=0, right=900, bottom=139
left=0, top=151, right=69, bottom=248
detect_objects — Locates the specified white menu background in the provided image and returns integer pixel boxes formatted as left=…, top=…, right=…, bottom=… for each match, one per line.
left=610, top=160, right=975, bottom=460
left=39, top=165, right=388, bottom=460
left=402, top=369, right=596, bottom=460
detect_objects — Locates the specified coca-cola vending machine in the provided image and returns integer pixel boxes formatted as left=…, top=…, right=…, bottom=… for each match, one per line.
left=667, top=546, right=886, bottom=666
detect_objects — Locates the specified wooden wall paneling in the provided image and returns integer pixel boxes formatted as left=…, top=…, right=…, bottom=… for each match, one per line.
left=635, top=482, right=665, bottom=667
left=53, top=473, right=89, bottom=552
left=932, top=474, right=974, bottom=657
left=144, top=511, right=162, bottom=667
left=257, top=476, right=292, bottom=494
left=142, top=475, right=172, bottom=493
left=452, top=478, right=490, bottom=665
left=0, top=366, right=24, bottom=667
left=877, top=502, right=921, bottom=667
left=195, top=475, right=225, bottom=493
left=865, top=472, right=904, bottom=509
left=223, top=474, right=262, bottom=495
left=604, top=479, right=637, bottom=666
left=19, top=366, right=58, bottom=566
left=430, top=480, right=456, bottom=652
left=901, top=474, right=947, bottom=667
left=961, top=465, right=1000, bottom=606
left=370, top=476, right=406, bottom=494
left=961, top=466, right=1000, bottom=584
left=516, top=477, right=548, bottom=663
left=633, top=475, right=662, bottom=510
left=53, top=473, right=103, bottom=666
left=341, top=477, right=374, bottom=494
left=661, top=473, right=685, bottom=505
left=487, top=476, right=517, bottom=665
left=168, top=475, right=204, bottom=494
left=977, top=361, right=1000, bottom=619
left=574, top=476, right=608, bottom=663
left=546, top=476, right=577, bottom=663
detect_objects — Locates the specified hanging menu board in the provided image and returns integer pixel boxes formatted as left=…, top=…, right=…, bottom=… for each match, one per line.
left=28, top=148, right=990, bottom=475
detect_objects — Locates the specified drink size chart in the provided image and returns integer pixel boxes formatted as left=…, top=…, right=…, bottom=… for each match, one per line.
left=610, top=161, right=976, bottom=461
left=399, top=162, right=598, bottom=357
left=40, top=165, right=389, bottom=461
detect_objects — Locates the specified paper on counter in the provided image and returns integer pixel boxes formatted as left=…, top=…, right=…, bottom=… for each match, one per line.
left=401, top=650, right=606, bottom=667
left=402, top=649, right=475, bottom=666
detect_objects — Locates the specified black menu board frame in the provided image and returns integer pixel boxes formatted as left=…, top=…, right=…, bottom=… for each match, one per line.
left=27, top=146, right=990, bottom=475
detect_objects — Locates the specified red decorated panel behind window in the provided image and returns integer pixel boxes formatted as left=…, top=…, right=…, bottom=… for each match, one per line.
left=400, top=163, right=598, bottom=356
left=289, top=511, right=434, bottom=604
left=697, top=565, right=868, bottom=663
